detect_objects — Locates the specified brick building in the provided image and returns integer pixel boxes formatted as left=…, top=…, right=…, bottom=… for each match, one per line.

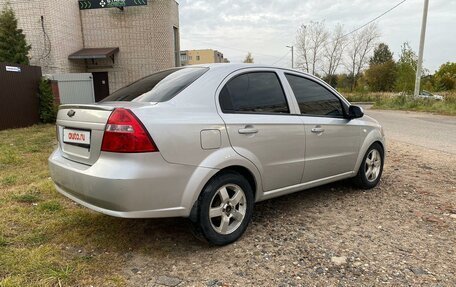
left=1, top=0, right=180, bottom=99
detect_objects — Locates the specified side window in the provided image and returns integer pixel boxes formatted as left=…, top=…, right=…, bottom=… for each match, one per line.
left=285, top=74, right=344, bottom=117
left=220, top=72, right=289, bottom=114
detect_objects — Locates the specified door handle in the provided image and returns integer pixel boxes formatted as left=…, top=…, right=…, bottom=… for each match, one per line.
left=238, top=126, right=258, bottom=134
left=311, top=127, right=325, bottom=134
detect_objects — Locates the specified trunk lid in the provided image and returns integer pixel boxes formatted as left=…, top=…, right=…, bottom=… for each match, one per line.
left=56, top=102, right=155, bottom=165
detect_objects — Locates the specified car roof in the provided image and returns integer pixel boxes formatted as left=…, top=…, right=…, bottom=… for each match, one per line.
left=187, top=63, right=312, bottom=77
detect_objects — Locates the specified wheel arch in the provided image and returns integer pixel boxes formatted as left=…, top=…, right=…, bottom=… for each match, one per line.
left=354, top=129, right=386, bottom=173
left=188, top=164, right=259, bottom=222
left=373, top=140, right=385, bottom=154
left=216, top=166, right=257, bottom=199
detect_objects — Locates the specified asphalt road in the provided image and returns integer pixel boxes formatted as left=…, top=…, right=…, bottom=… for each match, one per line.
left=362, top=106, right=456, bottom=155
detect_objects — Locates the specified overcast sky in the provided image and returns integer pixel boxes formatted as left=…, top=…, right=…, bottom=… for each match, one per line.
left=179, top=0, right=456, bottom=73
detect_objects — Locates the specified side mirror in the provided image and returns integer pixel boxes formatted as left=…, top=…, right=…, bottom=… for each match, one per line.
left=348, top=105, right=364, bottom=119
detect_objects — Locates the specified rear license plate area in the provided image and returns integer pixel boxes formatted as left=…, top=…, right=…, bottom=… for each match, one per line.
left=63, top=128, right=91, bottom=148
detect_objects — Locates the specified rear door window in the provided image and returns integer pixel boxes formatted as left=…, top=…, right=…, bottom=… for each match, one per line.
left=101, top=67, right=208, bottom=102
left=220, top=72, right=289, bottom=114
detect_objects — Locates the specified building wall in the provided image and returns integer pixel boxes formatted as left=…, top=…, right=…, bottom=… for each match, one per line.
left=42, top=0, right=85, bottom=74
left=182, top=49, right=227, bottom=66
left=1, top=0, right=179, bottom=93
left=0, top=0, right=85, bottom=74
left=81, top=0, right=180, bottom=92
left=185, top=49, right=215, bottom=65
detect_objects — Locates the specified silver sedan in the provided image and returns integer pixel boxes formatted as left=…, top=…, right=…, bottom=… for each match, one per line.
left=49, top=64, right=385, bottom=245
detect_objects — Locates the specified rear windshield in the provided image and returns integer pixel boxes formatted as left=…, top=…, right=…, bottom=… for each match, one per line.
left=101, top=67, right=209, bottom=102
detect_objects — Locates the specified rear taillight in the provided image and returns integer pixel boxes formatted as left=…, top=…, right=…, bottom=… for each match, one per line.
left=101, top=108, right=158, bottom=153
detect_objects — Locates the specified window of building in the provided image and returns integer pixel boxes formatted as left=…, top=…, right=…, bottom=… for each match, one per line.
left=196, top=56, right=200, bottom=61
left=285, top=74, right=344, bottom=117
left=220, top=72, right=289, bottom=114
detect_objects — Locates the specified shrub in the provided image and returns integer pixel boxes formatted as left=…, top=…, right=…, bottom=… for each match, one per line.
left=434, top=62, right=456, bottom=91
left=373, top=92, right=456, bottom=116
left=38, top=78, right=57, bottom=124
left=0, top=3, right=31, bottom=65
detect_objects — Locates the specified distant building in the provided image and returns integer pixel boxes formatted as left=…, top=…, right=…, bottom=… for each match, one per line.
left=180, top=49, right=229, bottom=66
left=1, top=0, right=180, bottom=100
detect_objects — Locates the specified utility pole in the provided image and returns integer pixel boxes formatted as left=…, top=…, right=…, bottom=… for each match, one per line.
left=286, top=45, right=294, bottom=69
left=414, top=0, right=429, bottom=97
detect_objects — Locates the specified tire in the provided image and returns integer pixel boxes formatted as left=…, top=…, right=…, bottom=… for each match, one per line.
left=353, top=143, right=384, bottom=189
left=190, top=171, right=254, bottom=246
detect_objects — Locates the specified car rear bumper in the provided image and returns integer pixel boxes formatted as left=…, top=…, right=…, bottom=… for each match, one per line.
left=53, top=184, right=186, bottom=218
left=48, top=149, right=217, bottom=218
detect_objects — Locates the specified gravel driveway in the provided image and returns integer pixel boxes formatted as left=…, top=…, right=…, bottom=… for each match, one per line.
left=118, top=110, right=455, bottom=287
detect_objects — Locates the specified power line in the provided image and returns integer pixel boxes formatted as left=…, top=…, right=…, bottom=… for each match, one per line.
left=271, top=50, right=291, bottom=65
left=339, top=0, right=407, bottom=40
left=287, top=0, right=408, bottom=66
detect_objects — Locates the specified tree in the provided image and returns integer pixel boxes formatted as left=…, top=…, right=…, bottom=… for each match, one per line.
left=0, top=3, right=31, bottom=65
left=369, top=43, right=394, bottom=66
left=336, top=73, right=353, bottom=91
left=322, top=74, right=338, bottom=88
left=365, top=43, right=396, bottom=91
left=296, top=21, right=329, bottom=75
left=434, top=62, right=456, bottom=91
left=243, top=52, right=254, bottom=63
left=345, top=23, right=380, bottom=91
left=322, top=24, right=346, bottom=87
left=395, top=42, right=418, bottom=92
left=421, top=75, right=435, bottom=92
left=365, top=61, right=397, bottom=92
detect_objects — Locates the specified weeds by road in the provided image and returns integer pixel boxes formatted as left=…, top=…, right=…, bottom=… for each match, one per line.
left=344, top=91, right=456, bottom=116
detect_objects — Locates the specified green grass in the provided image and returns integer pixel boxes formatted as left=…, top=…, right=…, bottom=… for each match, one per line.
left=373, top=93, right=456, bottom=116
left=46, top=265, right=75, bottom=285
left=1, top=175, right=17, bottom=187
left=0, top=125, right=127, bottom=287
left=344, top=92, right=395, bottom=103
left=12, top=188, right=42, bottom=203
left=0, top=234, right=8, bottom=247
left=343, top=91, right=456, bottom=116
left=0, top=147, right=22, bottom=166
left=38, top=200, right=62, bottom=212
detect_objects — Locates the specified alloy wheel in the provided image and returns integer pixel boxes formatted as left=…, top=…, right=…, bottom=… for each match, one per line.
left=365, top=149, right=382, bottom=182
left=209, top=184, right=247, bottom=235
